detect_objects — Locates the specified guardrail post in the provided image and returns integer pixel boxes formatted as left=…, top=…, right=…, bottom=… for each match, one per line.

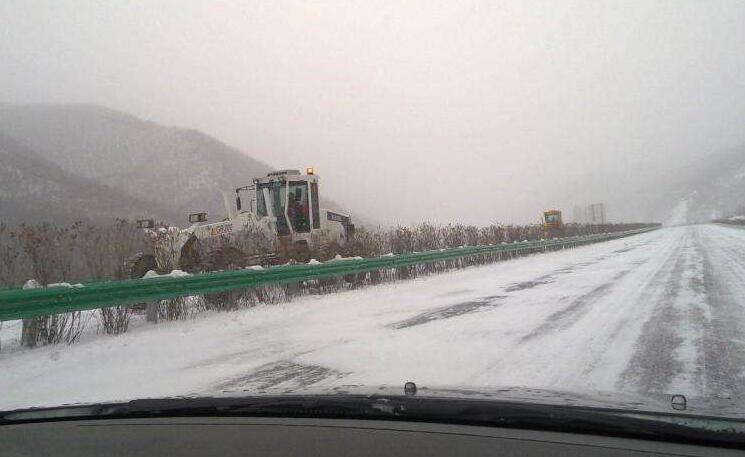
left=21, top=319, right=38, bottom=348
left=146, top=302, right=159, bottom=323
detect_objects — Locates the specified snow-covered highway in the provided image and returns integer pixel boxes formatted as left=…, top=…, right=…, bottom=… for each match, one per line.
left=2, top=224, right=745, bottom=410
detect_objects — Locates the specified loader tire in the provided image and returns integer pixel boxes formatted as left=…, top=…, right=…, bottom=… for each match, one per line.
left=178, top=236, right=202, bottom=273
left=203, top=246, right=247, bottom=271
left=126, top=253, right=158, bottom=279
left=289, top=241, right=311, bottom=264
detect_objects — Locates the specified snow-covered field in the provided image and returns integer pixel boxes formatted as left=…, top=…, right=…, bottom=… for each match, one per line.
left=2, top=224, right=745, bottom=411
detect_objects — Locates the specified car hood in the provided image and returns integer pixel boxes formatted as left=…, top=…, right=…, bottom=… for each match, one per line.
left=4, top=384, right=741, bottom=421
left=4, top=383, right=745, bottom=449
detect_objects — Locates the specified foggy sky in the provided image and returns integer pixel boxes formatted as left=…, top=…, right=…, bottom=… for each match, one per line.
left=2, top=0, right=744, bottom=225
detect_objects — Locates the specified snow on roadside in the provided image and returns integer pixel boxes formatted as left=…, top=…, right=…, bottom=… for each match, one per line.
left=22, top=280, right=41, bottom=289
left=327, top=254, right=364, bottom=262
left=23, top=280, right=84, bottom=289
left=47, top=282, right=85, bottom=288
left=143, top=269, right=191, bottom=279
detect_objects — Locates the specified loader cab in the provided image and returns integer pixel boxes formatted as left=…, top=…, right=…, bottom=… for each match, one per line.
left=543, top=210, right=563, bottom=227
left=542, top=209, right=565, bottom=239
left=253, top=169, right=321, bottom=236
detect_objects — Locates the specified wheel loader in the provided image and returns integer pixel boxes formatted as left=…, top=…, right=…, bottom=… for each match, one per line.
left=542, top=209, right=564, bottom=239
left=127, top=168, right=355, bottom=278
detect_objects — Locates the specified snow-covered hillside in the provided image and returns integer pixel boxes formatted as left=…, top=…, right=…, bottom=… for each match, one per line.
left=0, top=132, right=180, bottom=223
left=0, top=104, right=273, bottom=222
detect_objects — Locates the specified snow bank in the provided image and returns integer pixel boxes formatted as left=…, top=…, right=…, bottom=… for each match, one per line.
left=328, top=254, right=363, bottom=262
left=143, top=270, right=192, bottom=279
left=47, top=282, right=85, bottom=289
left=22, top=280, right=84, bottom=289
left=22, top=280, right=40, bottom=290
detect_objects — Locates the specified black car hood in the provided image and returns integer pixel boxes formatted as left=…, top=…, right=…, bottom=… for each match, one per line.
left=4, top=384, right=745, bottom=449
left=3, top=383, right=744, bottom=421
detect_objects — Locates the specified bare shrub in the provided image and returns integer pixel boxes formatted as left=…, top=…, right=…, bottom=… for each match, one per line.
left=0, top=224, right=30, bottom=287
left=99, top=306, right=131, bottom=335
left=21, top=311, right=88, bottom=347
left=78, top=219, right=149, bottom=280
left=17, top=223, right=82, bottom=347
left=158, top=297, right=191, bottom=321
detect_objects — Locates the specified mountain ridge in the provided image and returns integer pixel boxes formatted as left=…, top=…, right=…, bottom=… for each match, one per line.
left=0, top=103, right=356, bottom=226
left=0, top=131, right=181, bottom=224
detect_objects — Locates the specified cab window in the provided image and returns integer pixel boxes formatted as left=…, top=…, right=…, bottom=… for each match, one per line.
left=288, top=181, right=310, bottom=233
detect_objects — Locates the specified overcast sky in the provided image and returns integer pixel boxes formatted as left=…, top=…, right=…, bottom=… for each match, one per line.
left=2, top=0, right=744, bottom=225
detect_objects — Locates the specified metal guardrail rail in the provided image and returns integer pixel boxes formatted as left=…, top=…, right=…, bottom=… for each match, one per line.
left=0, top=228, right=657, bottom=321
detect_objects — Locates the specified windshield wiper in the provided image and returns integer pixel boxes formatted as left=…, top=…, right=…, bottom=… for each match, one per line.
left=3, top=394, right=745, bottom=449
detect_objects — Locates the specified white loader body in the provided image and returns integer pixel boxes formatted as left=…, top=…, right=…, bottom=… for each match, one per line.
left=137, top=169, right=353, bottom=274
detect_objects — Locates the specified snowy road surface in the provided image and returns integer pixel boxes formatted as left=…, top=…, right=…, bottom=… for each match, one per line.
left=2, top=224, right=745, bottom=410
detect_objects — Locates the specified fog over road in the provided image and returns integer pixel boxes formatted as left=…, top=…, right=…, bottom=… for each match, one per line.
left=2, top=224, right=744, bottom=410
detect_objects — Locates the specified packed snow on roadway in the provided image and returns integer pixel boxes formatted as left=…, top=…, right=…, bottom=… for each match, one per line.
left=2, top=224, right=745, bottom=411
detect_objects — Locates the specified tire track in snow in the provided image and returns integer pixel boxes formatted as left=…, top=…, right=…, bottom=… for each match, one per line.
left=389, top=295, right=506, bottom=329
left=618, top=225, right=745, bottom=397
left=215, top=360, right=348, bottom=391
left=539, top=231, right=687, bottom=390
left=695, top=225, right=745, bottom=397
left=470, top=232, right=673, bottom=389
left=618, top=230, right=693, bottom=394
left=519, top=269, right=632, bottom=343
left=501, top=234, right=657, bottom=296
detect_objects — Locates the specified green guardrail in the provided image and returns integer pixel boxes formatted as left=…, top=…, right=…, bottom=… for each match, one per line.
left=0, top=228, right=657, bottom=321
